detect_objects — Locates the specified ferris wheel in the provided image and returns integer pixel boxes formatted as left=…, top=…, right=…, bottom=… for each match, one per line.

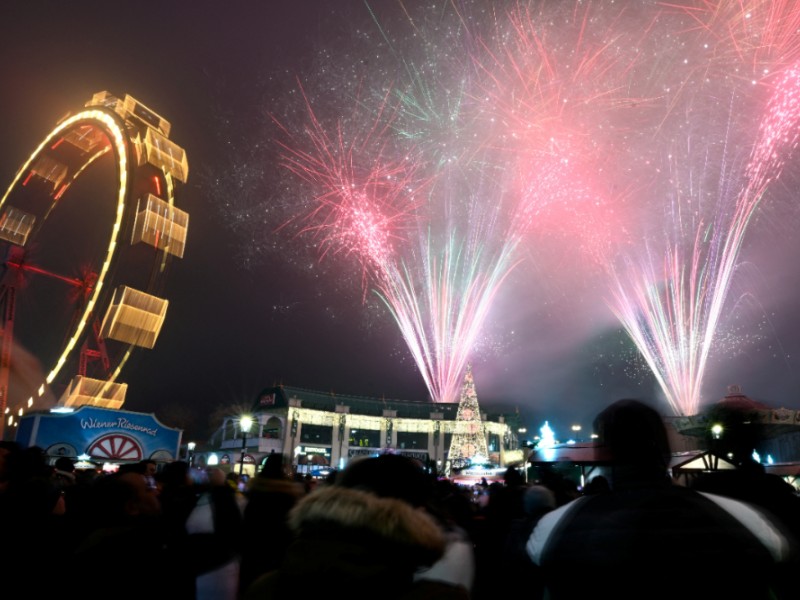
left=0, top=91, right=190, bottom=438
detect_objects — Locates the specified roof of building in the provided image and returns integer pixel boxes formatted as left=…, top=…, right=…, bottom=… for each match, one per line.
left=670, top=384, right=800, bottom=437
left=253, top=385, right=465, bottom=420
left=714, top=385, right=771, bottom=412
left=528, top=442, right=612, bottom=464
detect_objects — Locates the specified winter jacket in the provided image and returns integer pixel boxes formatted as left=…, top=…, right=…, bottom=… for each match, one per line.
left=527, top=485, right=796, bottom=600
left=243, top=485, right=469, bottom=600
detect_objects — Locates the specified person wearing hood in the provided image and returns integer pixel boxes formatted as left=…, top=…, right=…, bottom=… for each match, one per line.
left=243, top=454, right=469, bottom=599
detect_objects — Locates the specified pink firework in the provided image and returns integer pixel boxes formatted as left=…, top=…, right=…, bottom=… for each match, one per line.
left=474, top=1, right=640, bottom=135
left=607, top=63, right=800, bottom=416
left=662, top=0, right=800, bottom=80
left=271, top=2, right=628, bottom=404
left=273, top=82, right=426, bottom=291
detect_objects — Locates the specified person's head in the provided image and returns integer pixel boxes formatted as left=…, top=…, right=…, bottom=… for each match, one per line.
left=10, top=476, right=65, bottom=517
left=139, top=459, right=158, bottom=477
left=584, top=475, right=610, bottom=495
left=594, top=399, right=671, bottom=487
left=0, top=441, right=22, bottom=486
left=503, top=466, right=525, bottom=487
left=282, top=484, right=446, bottom=595
left=159, top=460, right=191, bottom=488
left=259, top=451, right=286, bottom=479
left=54, top=456, right=75, bottom=473
left=17, top=446, right=52, bottom=480
left=118, top=472, right=161, bottom=516
left=89, top=472, right=161, bottom=524
left=523, top=484, right=556, bottom=516
left=206, top=467, right=227, bottom=486
left=337, top=454, right=433, bottom=508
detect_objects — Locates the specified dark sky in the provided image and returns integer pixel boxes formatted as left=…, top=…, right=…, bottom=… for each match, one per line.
left=2, top=1, right=800, bottom=442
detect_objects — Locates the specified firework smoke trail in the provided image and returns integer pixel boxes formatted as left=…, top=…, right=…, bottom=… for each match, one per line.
left=607, top=63, right=800, bottom=416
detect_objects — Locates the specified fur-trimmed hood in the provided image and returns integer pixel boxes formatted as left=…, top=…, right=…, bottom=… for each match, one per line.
left=241, top=486, right=470, bottom=600
left=288, top=485, right=446, bottom=568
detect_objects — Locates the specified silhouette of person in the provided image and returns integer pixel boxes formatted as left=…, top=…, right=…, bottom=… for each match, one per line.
left=239, top=452, right=304, bottom=594
left=69, top=471, right=188, bottom=599
left=526, top=399, right=797, bottom=600
left=690, top=401, right=800, bottom=543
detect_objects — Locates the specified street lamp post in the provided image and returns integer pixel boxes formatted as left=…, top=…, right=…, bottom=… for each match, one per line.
left=710, top=423, right=724, bottom=469
left=187, top=441, right=196, bottom=467
left=239, top=416, right=253, bottom=476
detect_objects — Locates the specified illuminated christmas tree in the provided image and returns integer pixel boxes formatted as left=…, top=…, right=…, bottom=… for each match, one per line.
left=447, top=364, right=489, bottom=469
left=538, top=421, right=556, bottom=450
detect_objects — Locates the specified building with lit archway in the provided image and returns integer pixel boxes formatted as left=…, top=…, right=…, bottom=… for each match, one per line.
left=195, top=385, right=525, bottom=477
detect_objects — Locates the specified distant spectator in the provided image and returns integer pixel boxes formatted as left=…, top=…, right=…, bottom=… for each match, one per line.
left=68, top=471, right=186, bottom=599
left=690, top=400, right=800, bottom=543
left=239, top=452, right=304, bottom=593
left=186, top=467, right=244, bottom=600
left=53, top=456, right=77, bottom=490
left=0, top=441, right=22, bottom=495
left=138, top=458, right=159, bottom=492
left=473, top=466, right=529, bottom=598
left=1, top=474, right=72, bottom=596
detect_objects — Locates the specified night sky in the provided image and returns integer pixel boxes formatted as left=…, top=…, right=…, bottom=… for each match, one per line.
left=2, top=1, right=800, bottom=442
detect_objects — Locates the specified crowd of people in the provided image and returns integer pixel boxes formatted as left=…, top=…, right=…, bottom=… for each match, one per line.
left=1, top=398, right=799, bottom=599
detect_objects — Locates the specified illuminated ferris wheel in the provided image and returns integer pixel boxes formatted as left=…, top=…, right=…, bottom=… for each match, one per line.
left=0, top=91, right=190, bottom=437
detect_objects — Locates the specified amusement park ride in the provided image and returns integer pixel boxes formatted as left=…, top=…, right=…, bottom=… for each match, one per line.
left=0, top=92, right=189, bottom=439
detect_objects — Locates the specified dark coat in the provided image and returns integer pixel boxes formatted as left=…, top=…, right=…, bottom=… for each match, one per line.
left=532, top=485, right=795, bottom=600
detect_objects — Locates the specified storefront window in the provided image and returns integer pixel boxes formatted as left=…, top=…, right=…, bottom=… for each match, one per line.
left=349, top=428, right=381, bottom=448
left=397, top=431, right=427, bottom=449
left=300, top=424, right=332, bottom=445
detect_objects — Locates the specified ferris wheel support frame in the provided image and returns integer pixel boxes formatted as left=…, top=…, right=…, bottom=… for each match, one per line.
left=0, top=92, right=190, bottom=439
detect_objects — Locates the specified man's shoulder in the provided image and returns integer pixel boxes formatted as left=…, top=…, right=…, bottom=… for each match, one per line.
left=526, top=496, right=587, bottom=564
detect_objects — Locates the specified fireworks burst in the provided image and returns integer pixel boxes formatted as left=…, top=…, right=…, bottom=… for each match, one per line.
left=607, top=63, right=800, bottom=416
left=213, top=1, right=800, bottom=414
left=268, top=1, right=627, bottom=403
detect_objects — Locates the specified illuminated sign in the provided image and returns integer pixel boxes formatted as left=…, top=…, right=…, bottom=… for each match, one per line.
left=398, top=451, right=429, bottom=462
left=16, top=406, right=181, bottom=463
left=349, top=448, right=379, bottom=458
left=80, top=416, right=158, bottom=436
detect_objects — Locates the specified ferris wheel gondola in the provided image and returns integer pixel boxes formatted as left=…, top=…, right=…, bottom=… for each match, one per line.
left=0, top=91, right=190, bottom=438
